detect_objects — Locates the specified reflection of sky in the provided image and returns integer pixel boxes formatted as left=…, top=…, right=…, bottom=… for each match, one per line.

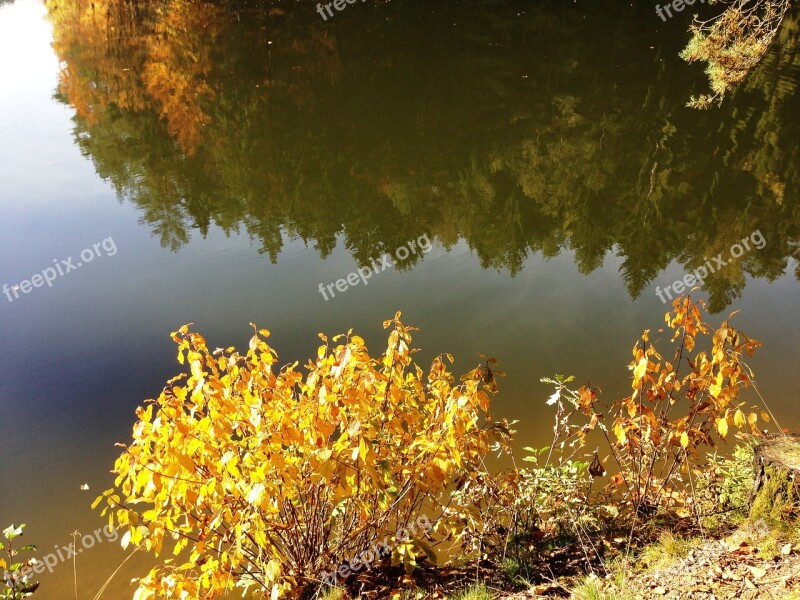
left=0, top=0, right=57, bottom=98
left=0, top=1, right=799, bottom=597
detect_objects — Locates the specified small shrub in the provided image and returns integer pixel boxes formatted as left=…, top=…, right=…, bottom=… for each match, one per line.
left=96, top=314, right=509, bottom=599
left=541, top=296, right=763, bottom=523
left=695, top=443, right=755, bottom=528
left=446, top=447, right=603, bottom=586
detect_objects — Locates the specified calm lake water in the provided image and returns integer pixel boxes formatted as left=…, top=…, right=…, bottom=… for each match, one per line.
left=1, top=0, right=799, bottom=596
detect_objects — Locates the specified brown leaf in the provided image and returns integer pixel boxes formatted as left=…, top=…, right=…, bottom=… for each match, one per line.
left=588, top=451, right=606, bottom=478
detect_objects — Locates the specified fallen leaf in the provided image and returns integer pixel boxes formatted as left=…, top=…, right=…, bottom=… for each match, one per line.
left=652, top=587, right=667, bottom=595
left=733, top=544, right=755, bottom=555
left=747, top=565, right=767, bottom=579
left=781, top=543, right=793, bottom=555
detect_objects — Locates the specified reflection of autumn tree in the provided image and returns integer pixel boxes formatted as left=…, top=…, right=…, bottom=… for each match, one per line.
left=49, top=0, right=800, bottom=311
left=49, top=0, right=220, bottom=155
left=48, top=0, right=150, bottom=122
left=48, top=0, right=341, bottom=155
left=142, top=0, right=221, bottom=155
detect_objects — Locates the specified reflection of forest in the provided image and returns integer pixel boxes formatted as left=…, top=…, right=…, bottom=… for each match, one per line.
left=46, top=0, right=800, bottom=311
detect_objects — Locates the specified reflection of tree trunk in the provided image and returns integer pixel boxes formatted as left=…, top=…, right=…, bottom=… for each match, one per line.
left=751, top=433, right=800, bottom=521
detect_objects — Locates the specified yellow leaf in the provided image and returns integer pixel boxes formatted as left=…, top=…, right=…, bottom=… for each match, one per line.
left=133, top=588, right=155, bottom=600
left=265, top=560, right=281, bottom=584
left=716, top=417, right=729, bottom=437
left=247, top=483, right=266, bottom=506
left=614, top=422, right=627, bottom=445
left=632, top=357, right=647, bottom=388
left=680, top=431, right=689, bottom=448
left=734, top=409, right=746, bottom=428
left=709, top=370, right=724, bottom=398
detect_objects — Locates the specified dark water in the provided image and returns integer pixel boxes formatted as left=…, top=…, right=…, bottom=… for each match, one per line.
left=1, top=0, right=799, bottom=596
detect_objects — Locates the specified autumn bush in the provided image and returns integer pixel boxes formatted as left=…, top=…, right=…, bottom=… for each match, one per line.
left=541, top=296, right=764, bottom=523
left=443, top=296, right=767, bottom=584
left=96, top=297, right=769, bottom=598
left=96, top=313, right=509, bottom=599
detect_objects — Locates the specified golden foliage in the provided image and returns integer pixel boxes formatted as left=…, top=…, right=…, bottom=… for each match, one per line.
left=46, top=0, right=344, bottom=156
left=141, top=0, right=220, bottom=155
left=540, top=296, right=763, bottom=520
left=96, top=314, right=504, bottom=598
left=47, top=0, right=219, bottom=155
left=47, top=0, right=151, bottom=122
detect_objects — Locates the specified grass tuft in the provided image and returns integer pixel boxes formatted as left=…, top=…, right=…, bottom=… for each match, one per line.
left=447, top=583, right=495, bottom=600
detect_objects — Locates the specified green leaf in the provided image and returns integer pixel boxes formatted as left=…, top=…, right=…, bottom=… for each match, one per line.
left=2, top=525, right=24, bottom=540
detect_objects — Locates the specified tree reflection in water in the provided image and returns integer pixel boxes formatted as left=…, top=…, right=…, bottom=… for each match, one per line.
left=46, top=0, right=800, bottom=312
